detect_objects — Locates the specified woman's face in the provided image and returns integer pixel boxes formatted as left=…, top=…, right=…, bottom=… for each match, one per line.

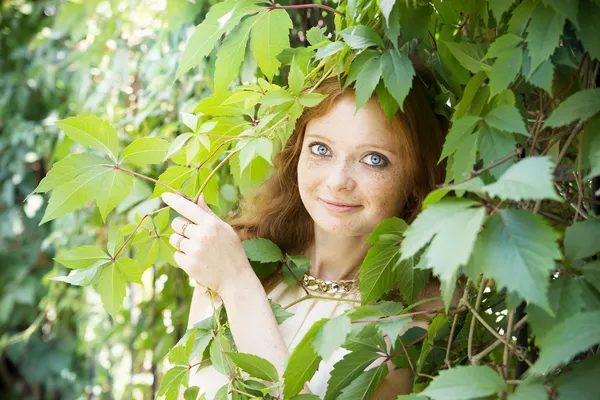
left=297, top=92, right=408, bottom=237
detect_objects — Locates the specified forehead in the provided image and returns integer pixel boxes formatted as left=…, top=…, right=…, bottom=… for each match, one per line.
left=304, top=92, right=403, bottom=149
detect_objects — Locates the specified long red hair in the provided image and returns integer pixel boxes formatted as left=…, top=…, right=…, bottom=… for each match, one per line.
left=226, top=62, right=447, bottom=294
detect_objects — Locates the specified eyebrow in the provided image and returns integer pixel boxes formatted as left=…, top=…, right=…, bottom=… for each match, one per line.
left=305, top=133, right=398, bottom=157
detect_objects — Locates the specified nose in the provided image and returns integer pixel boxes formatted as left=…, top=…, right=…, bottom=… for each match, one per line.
left=325, top=159, right=357, bottom=192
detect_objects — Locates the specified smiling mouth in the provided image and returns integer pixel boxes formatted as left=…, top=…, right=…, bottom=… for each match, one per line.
left=319, top=198, right=362, bottom=213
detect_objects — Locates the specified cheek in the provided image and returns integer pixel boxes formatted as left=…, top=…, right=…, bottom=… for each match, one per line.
left=363, top=169, right=406, bottom=216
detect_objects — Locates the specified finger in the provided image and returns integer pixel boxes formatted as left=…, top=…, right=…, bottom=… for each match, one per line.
left=173, top=250, right=193, bottom=273
left=169, top=233, right=191, bottom=253
left=172, top=217, right=198, bottom=238
left=161, top=192, right=206, bottom=224
left=197, top=193, right=216, bottom=217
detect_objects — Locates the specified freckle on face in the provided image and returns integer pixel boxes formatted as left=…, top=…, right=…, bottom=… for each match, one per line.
left=297, top=93, right=408, bottom=236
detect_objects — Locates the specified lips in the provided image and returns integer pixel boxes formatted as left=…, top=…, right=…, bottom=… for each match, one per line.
left=319, top=198, right=362, bottom=213
left=321, top=199, right=360, bottom=207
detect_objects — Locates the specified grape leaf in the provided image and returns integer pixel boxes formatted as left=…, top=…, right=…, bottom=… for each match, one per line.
left=475, top=210, right=561, bottom=312
left=54, top=246, right=111, bottom=269
left=157, top=366, right=189, bottom=398
left=525, top=2, right=565, bottom=74
left=337, top=363, right=388, bottom=400
left=529, top=311, right=600, bottom=375
left=283, top=318, right=328, bottom=398
left=421, top=365, right=507, bottom=400
left=354, top=54, right=382, bottom=112
left=484, top=104, right=529, bottom=136
left=313, top=316, right=351, bottom=361
left=119, top=137, right=170, bottom=166
left=95, top=263, right=127, bottom=319
left=225, top=352, right=279, bottom=382
left=242, top=238, right=283, bottom=263
left=564, top=219, right=600, bottom=260
left=380, top=47, right=415, bottom=111
left=338, top=25, right=384, bottom=49
left=34, top=153, right=110, bottom=193
left=484, top=156, right=562, bottom=201
left=324, top=349, right=381, bottom=400
left=55, top=116, right=119, bottom=161
left=114, top=257, right=143, bottom=284
left=543, top=88, right=600, bottom=128
left=95, top=168, right=134, bottom=222
left=489, top=46, right=523, bottom=98
left=250, top=9, right=293, bottom=81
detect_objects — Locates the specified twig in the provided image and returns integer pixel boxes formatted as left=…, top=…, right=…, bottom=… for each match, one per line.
left=503, top=310, right=515, bottom=378
left=116, top=165, right=191, bottom=200
left=193, top=150, right=238, bottom=203
left=265, top=3, right=344, bottom=17
left=112, top=207, right=166, bottom=260
left=465, top=302, right=531, bottom=366
left=283, top=261, right=310, bottom=295
left=439, top=148, right=522, bottom=188
left=397, top=336, right=416, bottom=376
left=445, top=314, right=459, bottom=369
left=468, top=276, right=484, bottom=363
left=352, top=309, right=445, bottom=324
left=472, top=315, right=528, bottom=363
left=387, top=333, right=428, bottom=360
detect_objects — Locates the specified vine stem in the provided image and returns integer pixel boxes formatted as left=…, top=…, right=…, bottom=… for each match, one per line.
left=397, top=336, right=416, bottom=376
left=464, top=300, right=531, bottom=366
left=438, top=147, right=523, bottom=189
left=351, top=308, right=446, bottom=324
left=307, top=65, right=336, bottom=94
left=472, top=316, right=528, bottom=364
left=503, top=310, right=515, bottom=377
left=115, top=165, right=191, bottom=200
left=282, top=261, right=310, bottom=295
left=263, top=3, right=344, bottom=17
left=446, top=283, right=470, bottom=368
left=386, top=333, right=427, bottom=361
left=468, top=276, right=484, bottom=363
left=193, top=150, right=238, bottom=203
left=283, top=294, right=361, bottom=310
left=111, top=207, right=167, bottom=261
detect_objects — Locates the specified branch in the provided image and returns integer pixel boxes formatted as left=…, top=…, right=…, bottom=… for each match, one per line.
left=468, top=276, right=485, bottom=362
left=193, top=150, right=238, bottom=203
left=265, top=3, right=344, bottom=17
left=116, top=165, right=191, bottom=201
left=472, top=315, right=528, bottom=363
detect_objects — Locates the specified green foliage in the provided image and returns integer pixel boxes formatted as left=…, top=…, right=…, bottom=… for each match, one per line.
left=7, top=0, right=600, bottom=398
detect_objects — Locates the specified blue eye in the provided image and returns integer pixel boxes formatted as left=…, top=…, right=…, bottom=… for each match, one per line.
left=365, top=153, right=387, bottom=167
left=309, top=143, right=330, bottom=156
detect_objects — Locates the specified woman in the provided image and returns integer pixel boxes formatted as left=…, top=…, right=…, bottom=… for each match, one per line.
left=162, top=66, right=448, bottom=398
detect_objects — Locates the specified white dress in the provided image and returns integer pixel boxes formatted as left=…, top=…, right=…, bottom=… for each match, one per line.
left=186, top=279, right=388, bottom=399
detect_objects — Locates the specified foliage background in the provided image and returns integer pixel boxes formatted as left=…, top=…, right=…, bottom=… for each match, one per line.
left=1, top=0, right=600, bottom=399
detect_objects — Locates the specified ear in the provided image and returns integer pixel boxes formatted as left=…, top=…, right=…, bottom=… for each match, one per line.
left=197, top=193, right=216, bottom=217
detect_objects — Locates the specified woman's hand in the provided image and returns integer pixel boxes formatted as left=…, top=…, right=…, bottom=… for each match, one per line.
left=160, top=192, right=253, bottom=296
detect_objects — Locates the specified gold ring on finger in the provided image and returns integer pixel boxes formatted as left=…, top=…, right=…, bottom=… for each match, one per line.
left=181, top=221, right=191, bottom=237
left=176, top=235, right=184, bottom=252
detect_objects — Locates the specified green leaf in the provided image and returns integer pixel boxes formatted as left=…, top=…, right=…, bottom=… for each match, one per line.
left=258, top=88, right=295, bottom=106
left=440, top=116, right=482, bottom=160
left=298, top=93, right=327, bottom=107
left=484, top=156, right=562, bottom=201
left=541, top=0, right=578, bottom=28
left=522, top=48, right=554, bottom=94
left=555, top=354, right=600, bottom=399
left=509, top=0, right=537, bottom=36
left=242, top=238, right=283, bottom=263
left=338, top=25, right=384, bottom=49
left=475, top=210, right=561, bottom=312
left=313, top=316, right=351, bottom=361
left=324, top=350, right=381, bottom=400
left=582, top=260, right=600, bottom=293
left=400, top=199, right=486, bottom=282
left=40, top=165, right=112, bottom=225
left=421, top=365, right=507, bottom=400
left=525, top=2, right=565, bottom=73
left=238, top=137, right=273, bottom=172
left=359, top=244, right=400, bottom=304
left=54, top=246, right=111, bottom=269
left=283, top=255, right=309, bottom=288
left=167, top=345, right=189, bottom=366
left=441, top=41, right=490, bottom=74
left=394, top=256, right=428, bottom=305
left=315, top=41, right=345, bottom=60
left=578, top=0, right=600, bottom=61
left=214, top=14, right=257, bottom=93
left=306, top=26, right=326, bottom=45
left=250, top=9, right=293, bottom=81
left=422, top=178, right=486, bottom=209
left=114, top=257, right=143, bottom=284
left=119, top=137, right=170, bottom=166
left=283, top=318, right=328, bottom=398
left=210, top=332, right=232, bottom=375
left=448, top=130, right=479, bottom=182
left=50, top=260, right=107, bottom=286
left=543, top=88, right=600, bottom=128
left=376, top=316, right=411, bottom=344
left=157, top=366, right=189, bottom=398
left=489, top=0, right=515, bottom=21
left=483, top=33, right=523, bottom=60
left=529, top=311, right=600, bottom=375
left=380, top=48, right=415, bottom=111
left=95, top=263, right=126, bottom=319
left=507, top=378, right=547, bottom=400
left=354, top=54, right=382, bottom=112
left=484, top=104, right=529, bottom=136
left=288, top=56, right=304, bottom=96
left=95, top=169, right=134, bottom=222
left=337, top=363, right=388, bottom=400
left=564, top=219, right=600, bottom=260
left=55, top=116, right=119, bottom=161
left=175, top=0, right=262, bottom=79
left=225, top=352, right=279, bottom=382
left=269, top=300, right=294, bottom=325
left=478, top=125, right=517, bottom=178
left=184, top=386, right=201, bottom=400
left=33, top=153, right=110, bottom=193
left=489, top=46, right=523, bottom=98
left=344, top=50, right=378, bottom=89
left=152, top=166, right=195, bottom=199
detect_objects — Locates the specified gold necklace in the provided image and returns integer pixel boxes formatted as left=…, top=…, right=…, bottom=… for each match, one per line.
left=302, top=273, right=360, bottom=293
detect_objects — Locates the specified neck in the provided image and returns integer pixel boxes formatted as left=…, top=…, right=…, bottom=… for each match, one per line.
left=302, top=227, right=372, bottom=281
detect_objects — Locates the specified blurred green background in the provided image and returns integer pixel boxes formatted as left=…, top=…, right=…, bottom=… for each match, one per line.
left=0, top=1, right=330, bottom=398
